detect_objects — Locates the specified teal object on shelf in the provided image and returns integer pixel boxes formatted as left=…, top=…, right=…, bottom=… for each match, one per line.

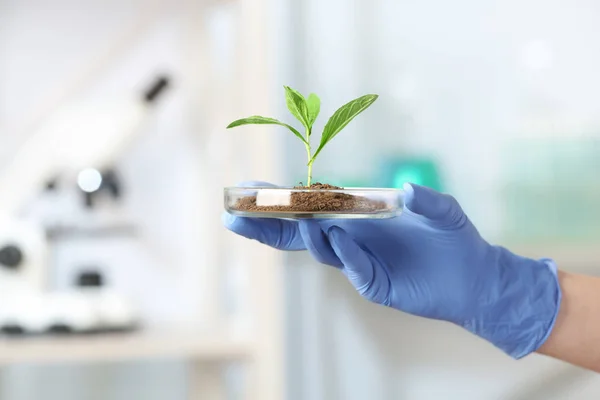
left=378, top=157, right=443, bottom=191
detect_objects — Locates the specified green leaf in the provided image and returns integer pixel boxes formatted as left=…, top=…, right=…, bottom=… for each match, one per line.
left=310, top=94, right=378, bottom=163
left=226, top=116, right=308, bottom=145
left=284, top=86, right=310, bottom=130
left=306, top=93, right=321, bottom=129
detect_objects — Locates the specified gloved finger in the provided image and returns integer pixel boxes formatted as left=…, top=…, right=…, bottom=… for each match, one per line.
left=327, top=226, right=373, bottom=288
left=327, top=226, right=390, bottom=305
left=222, top=213, right=305, bottom=250
left=403, top=183, right=464, bottom=226
left=298, top=220, right=343, bottom=268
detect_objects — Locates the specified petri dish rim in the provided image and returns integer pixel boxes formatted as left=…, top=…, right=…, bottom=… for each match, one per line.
left=224, top=186, right=401, bottom=192
left=224, top=187, right=404, bottom=220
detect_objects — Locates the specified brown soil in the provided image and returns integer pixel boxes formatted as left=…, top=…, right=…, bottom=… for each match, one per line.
left=232, top=182, right=389, bottom=214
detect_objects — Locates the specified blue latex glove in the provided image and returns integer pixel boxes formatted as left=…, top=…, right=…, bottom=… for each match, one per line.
left=223, top=181, right=561, bottom=359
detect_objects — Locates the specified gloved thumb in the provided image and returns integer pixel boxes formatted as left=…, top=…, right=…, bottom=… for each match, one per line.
left=403, top=183, right=464, bottom=225
left=298, top=220, right=343, bottom=268
left=327, top=226, right=390, bottom=305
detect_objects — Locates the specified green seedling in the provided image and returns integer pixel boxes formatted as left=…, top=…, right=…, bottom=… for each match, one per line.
left=226, top=86, right=378, bottom=186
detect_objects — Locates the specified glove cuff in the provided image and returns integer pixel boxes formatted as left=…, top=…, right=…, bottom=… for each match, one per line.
left=462, top=247, right=562, bottom=359
left=523, top=258, right=562, bottom=358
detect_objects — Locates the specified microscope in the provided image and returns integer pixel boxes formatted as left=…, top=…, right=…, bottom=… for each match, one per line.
left=0, top=75, right=170, bottom=335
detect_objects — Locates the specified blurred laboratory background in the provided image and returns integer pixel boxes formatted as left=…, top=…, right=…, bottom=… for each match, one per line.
left=1, top=0, right=600, bottom=399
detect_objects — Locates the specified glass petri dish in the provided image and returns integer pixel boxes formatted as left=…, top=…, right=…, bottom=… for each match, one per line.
left=224, top=186, right=403, bottom=219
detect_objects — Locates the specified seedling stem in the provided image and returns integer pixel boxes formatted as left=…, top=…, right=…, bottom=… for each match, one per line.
left=305, top=127, right=313, bottom=186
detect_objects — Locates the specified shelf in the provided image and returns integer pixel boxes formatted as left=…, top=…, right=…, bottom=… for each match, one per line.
left=0, top=331, right=252, bottom=366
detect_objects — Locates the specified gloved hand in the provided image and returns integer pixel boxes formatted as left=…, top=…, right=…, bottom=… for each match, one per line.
left=223, top=181, right=562, bottom=359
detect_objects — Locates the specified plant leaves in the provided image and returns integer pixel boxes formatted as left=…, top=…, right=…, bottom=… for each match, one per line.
left=306, top=93, right=321, bottom=129
left=226, top=116, right=308, bottom=145
left=310, top=94, right=378, bottom=163
left=284, top=86, right=310, bottom=130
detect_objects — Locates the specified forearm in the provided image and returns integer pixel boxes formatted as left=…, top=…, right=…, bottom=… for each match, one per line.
left=536, top=270, right=600, bottom=372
